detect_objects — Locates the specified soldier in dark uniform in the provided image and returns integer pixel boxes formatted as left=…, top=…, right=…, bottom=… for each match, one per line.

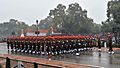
left=60, top=40, right=64, bottom=54
left=10, top=38, right=14, bottom=51
left=16, top=38, right=20, bottom=52
left=29, top=37, right=34, bottom=53
left=25, top=37, right=30, bottom=53
left=98, top=38, right=101, bottom=51
left=77, top=39, right=81, bottom=52
left=32, top=37, right=37, bottom=54
left=70, top=39, right=74, bottom=53
left=51, top=40, right=56, bottom=55
left=86, top=38, right=90, bottom=51
left=12, top=38, right=16, bottom=52
left=46, top=40, right=50, bottom=55
left=58, top=39, right=62, bottom=54
left=57, top=39, right=62, bottom=55
left=75, top=39, right=79, bottom=54
left=23, top=37, right=29, bottom=53
left=63, top=39, right=67, bottom=54
left=14, top=37, right=18, bottom=52
left=41, top=38, right=45, bottom=55
left=39, top=37, right=43, bottom=54
left=36, top=37, right=40, bottom=54
left=16, top=37, right=20, bottom=52
left=72, top=39, right=76, bottom=53
left=108, top=35, right=114, bottom=54
left=20, top=38, right=25, bottom=52
left=7, top=37, right=10, bottom=50
left=21, top=37, right=26, bottom=52
left=54, top=40, right=58, bottom=55
left=64, top=40, right=69, bottom=53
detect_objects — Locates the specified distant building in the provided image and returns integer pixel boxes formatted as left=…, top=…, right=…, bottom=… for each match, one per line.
left=25, top=28, right=48, bottom=36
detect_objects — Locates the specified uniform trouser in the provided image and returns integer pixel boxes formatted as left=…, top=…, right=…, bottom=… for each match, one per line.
left=41, top=45, right=44, bottom=52
left=36, top=45, right=40, bottom=52
left=109, top=40, right=113, bottom=51
left=29, top=45, right=32, bottom=51
left=11, top=44, right=13, bottom=50
left=24, top=44, right=28, bottom=51
left=33, top=45, right=36, bottom=51
left=7, top=44, right=9, bottom=49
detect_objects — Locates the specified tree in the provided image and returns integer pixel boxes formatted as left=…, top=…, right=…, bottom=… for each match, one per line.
left=38, top=16, right=53, bottom=29
left=49, top=4, right=66, bottom=32
left=101, top=21, right=112, bottom=33
left=101, top=0, right=120, bottom=33
left=106, top=0, right=120, bottom=46
left=107, top=1, right=120, bottom=24
left=0, top=19, right=29, bottom=37
left=49, top=3, right=100, bottom=35
left=64, top=3, right=96, bottom=35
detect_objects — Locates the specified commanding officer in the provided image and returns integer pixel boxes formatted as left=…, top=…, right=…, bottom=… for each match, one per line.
left=7, top=37, right=10, bottom=50
left=10, top=38, right=13, bottom=51
left=108, top=34, right=114, bottom=54
left=98, top=37, right=101, bottom=51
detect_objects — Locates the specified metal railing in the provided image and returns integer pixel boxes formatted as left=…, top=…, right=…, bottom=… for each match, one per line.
left=0, top=56, right=64, bottom=68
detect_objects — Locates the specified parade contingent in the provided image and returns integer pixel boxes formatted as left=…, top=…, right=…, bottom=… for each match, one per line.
left=6, top=35, right=113, bottom=56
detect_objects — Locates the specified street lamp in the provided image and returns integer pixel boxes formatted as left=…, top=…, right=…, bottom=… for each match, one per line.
left=34, top=20, right=39, bottom=54
left=35, top=20, right=39, bottom=36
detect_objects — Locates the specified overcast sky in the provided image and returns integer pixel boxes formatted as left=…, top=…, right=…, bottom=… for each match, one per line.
left=0, top=0, right=110, bottom=25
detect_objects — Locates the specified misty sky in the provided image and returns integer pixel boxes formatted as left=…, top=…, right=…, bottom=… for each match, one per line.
left=0, top=0, right=110, bottom=25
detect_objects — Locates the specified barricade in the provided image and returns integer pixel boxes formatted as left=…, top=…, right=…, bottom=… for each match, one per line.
left=0, top=56, right=63, bottom=68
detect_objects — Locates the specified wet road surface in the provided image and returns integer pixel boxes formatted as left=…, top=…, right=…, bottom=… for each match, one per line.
left=0, top=43, right=120, bottom=68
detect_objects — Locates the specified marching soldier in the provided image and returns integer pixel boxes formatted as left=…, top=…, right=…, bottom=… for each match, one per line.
left=76, top=39, right=80, bottom=55
left=10, top=38, right=14, bottom=51
left=108, top=35, right=114, bottom=54
left=7, top=37, right=10, bottom=50
left=31, top=37, right=37, bottom=54
left=41, top=38, right=45, bottom=55
left=29, top=37, right=33, bottom=53
left=23, top=37, right=29, bottom=53
left=98, top=37, right=101, bottom=51
left=36, top=38, right=40, bottom=54
left=46, top=40, right=50, bottom=55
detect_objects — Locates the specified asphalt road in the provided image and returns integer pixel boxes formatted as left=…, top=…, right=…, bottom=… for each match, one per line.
left=0, top=43, right=120, bottom=68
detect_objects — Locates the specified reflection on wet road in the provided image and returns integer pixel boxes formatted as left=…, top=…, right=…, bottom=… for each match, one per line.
left=0, top=43, right=120, bottom=68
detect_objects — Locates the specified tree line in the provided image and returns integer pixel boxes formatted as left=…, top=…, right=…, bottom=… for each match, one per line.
left=1, top=1, right=119, bottom=37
